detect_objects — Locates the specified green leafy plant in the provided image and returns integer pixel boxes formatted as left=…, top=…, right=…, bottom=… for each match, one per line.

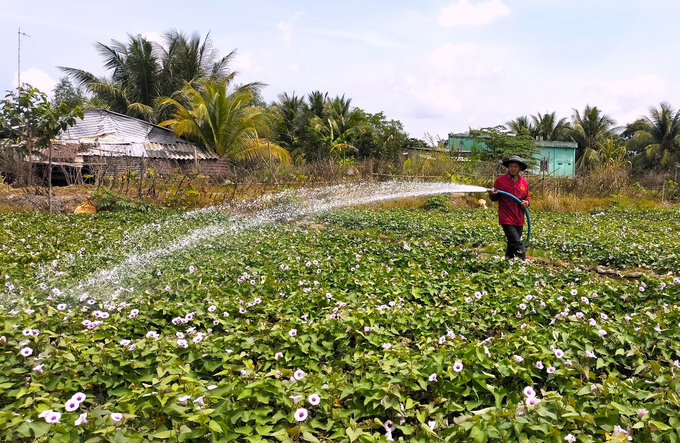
left=423, top=194, right=450, bottom=210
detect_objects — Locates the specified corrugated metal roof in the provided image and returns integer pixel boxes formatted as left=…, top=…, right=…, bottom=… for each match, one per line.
left=56, top=109, right=217, bottom=160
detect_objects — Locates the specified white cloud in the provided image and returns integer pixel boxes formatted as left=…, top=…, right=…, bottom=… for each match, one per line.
left=428, top=42, right=476, bottom=71
left=232, top=51, right=253, bottom=71
left=288, top=63, right=300, bottom=73
left=14, top=68, right=58, bottom=95
left=439, top=0, right=510, bottom=27
left=278, top=11, right=305, bottom=43
left=601, top=74, right=666, bottom=98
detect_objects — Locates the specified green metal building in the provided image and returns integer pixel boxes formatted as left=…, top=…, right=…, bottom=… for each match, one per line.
left=447, top=133, right=577, bottom=177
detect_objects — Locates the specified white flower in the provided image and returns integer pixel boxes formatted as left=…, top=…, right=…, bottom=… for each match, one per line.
left=44, top=411, right=61, bottom=423
left=525, top=396, right=540, bottom=406
left=308, top=393, right=321, bottom=405
left=427, top=420, right=436, bottom=431
left=20, top=347, right=33, bottom=357
left=71, top=392, right=86, bottom=403
left=564, top=434, right=576, bottom=443
left=294, top=407, right=308, bottom=422
left=288, top=329, right=297, bottom=337
left=275, top=352, right=284, bottom=360
left=65, top=398, right=80, bottom=412
left=523, top=386, right=536, bottom=398
left=146, top=331, right=159, bottom=339
left=110, top=412, right=123, bottom=422
left=382, top=343, right=392, bottom=350
left=293, top=369, right=306, bottom=380
left=452, top=361, right=464, bottom=372
left=547, top=366, right=556, bottom=374
left=429, top=373, right=437, bottom=382
left=74, top=412, right=88, bottom=426
left=554, top=349, right=564, bottom=359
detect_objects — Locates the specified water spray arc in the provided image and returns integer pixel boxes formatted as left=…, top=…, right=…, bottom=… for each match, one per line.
left=60, top=182, right=490, bottom=301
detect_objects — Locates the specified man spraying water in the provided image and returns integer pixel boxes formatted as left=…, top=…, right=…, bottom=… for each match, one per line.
left=488, top=155, right=531, bottom=260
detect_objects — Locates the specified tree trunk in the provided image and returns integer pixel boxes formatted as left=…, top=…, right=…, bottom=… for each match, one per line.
left=48, top=142, right=53, bottom=213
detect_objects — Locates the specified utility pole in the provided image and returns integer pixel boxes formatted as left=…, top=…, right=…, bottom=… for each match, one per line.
left=18, top=28, right=30, bottom=87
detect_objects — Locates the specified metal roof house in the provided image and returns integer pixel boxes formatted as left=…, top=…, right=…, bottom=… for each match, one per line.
left=447, top=133, right=577, bottom=177
left=38, top=109, right=220, bottom=184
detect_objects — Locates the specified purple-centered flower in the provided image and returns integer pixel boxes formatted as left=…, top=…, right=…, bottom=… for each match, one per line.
left=110, top=412, right=124, bottom=422
left=178, top=395, right=190, bottom=405
left=71, top=392, right=86, bottom=403
left=429, top=373, right=437, bottom=382
left=565, top=434, right=576, bottom=442
left=525, top=396, right=540, bottom=406
left=547, top=366, right=556, bottom=374
left=536, top=361, right=544, bottom=370
left=44, top=411, right=61, bottom=423
left=65, top=398, right=80, bottom=412
left=294, top=369, right=306, bottom=380
left=294, top=408, right=308, bottom=422
left=638, top=408, right=649, bottom=417
left=275, top=352, right=284, bottom=360
left=452, top=361, right=464, bottom=372
left=554, top=348, right=564, bottom=359
left=289, top=329, right=297, bottom=337
left=523, top=386, right=536, bottom=398
left=308, top=393, right=321, bottom=405
left=20, top=347, right=33, bottom=357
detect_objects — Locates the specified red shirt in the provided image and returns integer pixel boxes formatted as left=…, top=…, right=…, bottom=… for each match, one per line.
left=491, top=173, right=530, bottom=226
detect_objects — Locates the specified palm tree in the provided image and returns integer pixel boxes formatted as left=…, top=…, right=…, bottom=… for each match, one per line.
left=624, top=102, right=680, bottom=169
left=570, top=105, right=617, bottom=166
left=505, top=116, right=534, bottom=136
left=59, top=31, right=233, bottom=123
left=531, top=112, right=570, bottom=141
left=158, top=79, right=290, bottom=163
left=271, top=92, right=305, bottom=151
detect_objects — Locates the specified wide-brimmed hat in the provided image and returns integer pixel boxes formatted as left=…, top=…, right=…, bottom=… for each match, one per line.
left=502, top=155, right=528, bottom=171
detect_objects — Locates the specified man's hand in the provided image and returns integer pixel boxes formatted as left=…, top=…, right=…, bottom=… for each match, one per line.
left=521, top=200, right=529, bottom=209
left=488, top=187, right=497, bottom=196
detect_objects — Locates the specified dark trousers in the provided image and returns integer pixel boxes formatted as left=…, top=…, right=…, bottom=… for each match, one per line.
left=501, top=225, right=525, bottom=260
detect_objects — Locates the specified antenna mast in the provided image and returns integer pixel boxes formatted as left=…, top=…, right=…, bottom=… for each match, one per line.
left=18, top=28, right=30, bottom=88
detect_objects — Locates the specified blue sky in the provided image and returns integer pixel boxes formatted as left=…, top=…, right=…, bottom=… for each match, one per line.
left=1, top=1, right=678, bottom=140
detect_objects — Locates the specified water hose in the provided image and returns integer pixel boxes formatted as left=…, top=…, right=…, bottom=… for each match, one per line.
left=491, top=189, right=531, bottom=246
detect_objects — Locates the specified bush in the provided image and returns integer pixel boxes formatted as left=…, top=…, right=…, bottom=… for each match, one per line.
left=423, top=194, right=450, bottom=210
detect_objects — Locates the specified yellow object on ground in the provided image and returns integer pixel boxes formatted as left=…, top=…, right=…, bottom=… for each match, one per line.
left=75, top=199, right=97, bottom=214
left=478, top=199, right=488, bottom=209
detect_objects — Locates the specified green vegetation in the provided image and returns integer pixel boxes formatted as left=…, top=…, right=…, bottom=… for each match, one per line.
left=0, top=205, right=679, bottom=442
